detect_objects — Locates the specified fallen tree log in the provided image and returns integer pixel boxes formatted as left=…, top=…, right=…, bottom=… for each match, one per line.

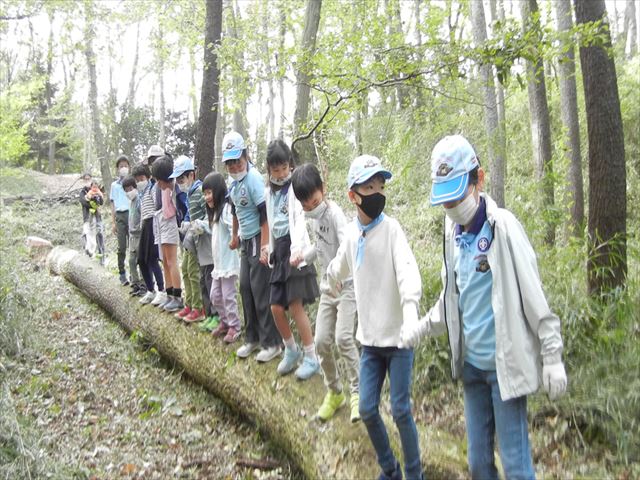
left=47, top=246, right=467, bottom=479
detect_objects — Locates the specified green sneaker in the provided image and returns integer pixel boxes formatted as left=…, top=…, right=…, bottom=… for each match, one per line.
left=317, top=390, right=346, bottom=422
left=198, top=315, right=220, bottom=332
left=350, top=393, right=361, bottom=423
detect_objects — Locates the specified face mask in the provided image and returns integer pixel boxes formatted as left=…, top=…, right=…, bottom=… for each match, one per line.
left=304, top=200, right=328, bottom=220
left=355, top=192, right=386, bottom=220
left=230, top=170, right=247, bottom=182
left=118, top=167, right=129, bottom=177
left=136, top=180, right=148, bottom=192
left=444, top=188, right=479, bottom=226
left=270, top=172, right=291, bottom=187
left=125, top=189, right=138, bottom=201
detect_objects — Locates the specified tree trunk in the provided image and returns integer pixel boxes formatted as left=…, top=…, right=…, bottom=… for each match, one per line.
left=83, top=2, right=112, bottom=192
left=189, top=45, right=199, bottom=122
left=292, top=0, right=322, bottom=165
left=471, top=0, right=505, bottom=208
left=521, top=0, right=555, bottom=245
left=194, top=0, right=222, bottom=180
left=278, top=0, right=286, bottom=139
left=46, top=11, right=55, bottom=175
left=46, top=245, right=468, bottom=480
left=156, top=28, right=166, bottom=150
left=623, top=0, right=637, bottom=57
left=215, top=93, right=225, bottom=172
left=126, top=22, right=140, bottom=109
left=554, top=0, right=584, bottom=237
left=574, top=0, right=627, bottom=296
left=263, top=0, right=275, bottom=141
left=229, top=0, right=247, bottom=139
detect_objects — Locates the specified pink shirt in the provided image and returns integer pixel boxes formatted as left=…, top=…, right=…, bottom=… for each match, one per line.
left=161, top=187, right=176, bottom=219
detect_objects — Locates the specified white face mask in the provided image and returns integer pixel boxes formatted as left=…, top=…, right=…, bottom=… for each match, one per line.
left=125, top=189, right=138, bottom=201
left=230, top=171, right=247, bottom=182
left=119, top=167, right=129, bottom=177
left=444, top=187, right=479, bottom=226
left=136, top=180, right=148, bottom=192
left=270, top=172, right=291, bottom=187
left=304, top=200, right=328, bottom=220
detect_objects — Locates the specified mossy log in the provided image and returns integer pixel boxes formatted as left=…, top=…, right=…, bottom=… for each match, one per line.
left=47, top=246, right=467, bottom=479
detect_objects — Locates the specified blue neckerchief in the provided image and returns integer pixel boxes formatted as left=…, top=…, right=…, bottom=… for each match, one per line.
left=355, top=213, right=385, bottom=270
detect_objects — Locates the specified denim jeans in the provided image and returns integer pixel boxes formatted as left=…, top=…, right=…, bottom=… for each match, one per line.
left=462, top=362, right=535, bottom=480
left=359, top=346, right=422, bottom=480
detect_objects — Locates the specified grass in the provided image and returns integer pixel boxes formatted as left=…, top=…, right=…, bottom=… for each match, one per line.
left=0, top=167, right=43, bottom=199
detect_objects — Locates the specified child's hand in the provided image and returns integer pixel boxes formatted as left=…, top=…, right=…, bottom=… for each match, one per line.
left=290, top=252, right=304, bottom=267
left=542, top=362, right=567, bottom=400
left=229, top=235, right=239, bottom=250
left=259, top=245, right=269, bottom=265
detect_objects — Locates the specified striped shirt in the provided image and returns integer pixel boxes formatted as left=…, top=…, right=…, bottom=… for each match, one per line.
left=140, top=181, right=157, bottom=220
left=187, top=180, right=206, bottom=222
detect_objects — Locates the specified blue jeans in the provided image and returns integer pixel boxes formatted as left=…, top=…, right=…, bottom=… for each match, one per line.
left=462, top=362, right=535, bottom=480
left=359, top=346, right=422, bottom=480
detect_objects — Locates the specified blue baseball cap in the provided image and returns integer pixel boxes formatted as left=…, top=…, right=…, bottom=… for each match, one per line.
left=430, top=135, right=479, bottom=205
left=222, top=131, right=246, bottom=162
left=347, top=155, right=392, bottom=189
left=169, top=155, right=195, bottom=178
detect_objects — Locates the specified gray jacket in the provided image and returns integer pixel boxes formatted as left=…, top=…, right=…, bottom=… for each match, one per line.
left=426, top=193, right=564, bottom=400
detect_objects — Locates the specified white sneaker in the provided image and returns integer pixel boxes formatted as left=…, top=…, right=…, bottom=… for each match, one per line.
left=139, top=291, right=156, bottom=304
left=150, top=291, right=167, bottom=306
left=236, top=342, right=260, bottom=359
left=256, top=345, right=282, bottom=363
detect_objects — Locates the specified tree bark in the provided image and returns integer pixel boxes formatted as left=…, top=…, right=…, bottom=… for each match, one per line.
left=471, top=0, right=505, bottom=208
left=574, top=0, right=627, bottom=296
left=126, top=22, right=140, bottom=110
left=521, top=0, right=555, bottom=245
left=46, top=246, right=467, bottom=480
left=292, top=0, right=322, bottom=165
left=189, top=45, right=199, bottom=122
left=46, top=11, right=55, bottom=175
left=83, top=1, right=112, bottom=192
left=278, top=0, right=286, bottom=139
left=623, top=0, right=637, bottom=57
left=194, top=0, right=222, bottom=180
left=263, top=0, right=275, bottom=141
left=156, top=28, right=166, bottom=150
left=554, top=0, right=584, bottom=237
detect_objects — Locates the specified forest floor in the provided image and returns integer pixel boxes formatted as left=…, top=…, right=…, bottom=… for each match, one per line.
left=1, top=170, right=638, bottom=479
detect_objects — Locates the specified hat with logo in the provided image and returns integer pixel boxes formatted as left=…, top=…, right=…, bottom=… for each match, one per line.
left=430, top=135, right=479, bottom=205
left=169, top=155, right=195, bottom=179
left=222, top=131, right=246, bottom=162
left=347, top=155, right=392, bottom=189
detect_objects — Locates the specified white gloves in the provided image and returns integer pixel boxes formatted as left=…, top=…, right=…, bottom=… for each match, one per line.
left=191, top=219, right=210, bottom=235
left=179, top=220, right=191, bottom=235
left=399, top=304, right=420, bottom=349
left=542, top=362, right=567, bottom=400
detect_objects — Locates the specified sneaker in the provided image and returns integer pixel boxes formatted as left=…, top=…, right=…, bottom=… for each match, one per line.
left=150, top=291, right=167, bottom=306
left=139, top=291, right=156, bottom=304
left=134, top=285, right=147, bottom=297
left=223, top=327, right=241, bottom=344
left=295, top=355, right=320, bottom=380
left=237, top=342, right=260, bottom=359
left=211, top=322, right=229, bottom=338
left=184, top=308, right=205, bottom=323
left=174, top=306, right=191, bottom=320
left=129, top=284, right=140, bottom=296
left=119, top=272, right=129, bottom=286
left=317, top=390, right=346, bottom=422
left=350, top=393, right=361, bottom=423
left=378, top=461, right=402, bottom=480
left=277, top=346, right=302, bottom=375
left=163, top=297, right=184, bottom=313
left=256, top=345, right=282, bottom=363
left=199, top=316, right=220, bottom=332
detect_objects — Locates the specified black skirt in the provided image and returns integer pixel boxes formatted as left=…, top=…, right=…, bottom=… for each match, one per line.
left=269, top=234, right=319, bottom=308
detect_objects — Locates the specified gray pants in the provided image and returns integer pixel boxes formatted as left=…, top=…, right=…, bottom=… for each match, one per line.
left=128, top=232, right=141, bottom=284
left=115, top=210, right=129, bottom=274
left=315, top=284, right=360, bottom=395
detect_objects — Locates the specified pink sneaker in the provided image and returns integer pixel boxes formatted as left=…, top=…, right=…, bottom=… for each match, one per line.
left=174, top=305, right=191, bottom=319
left=184, top=308, right=205, bottom=323
left=224, top=327, right=240, bottom=343
left=211, top=322, right=229, bottom=338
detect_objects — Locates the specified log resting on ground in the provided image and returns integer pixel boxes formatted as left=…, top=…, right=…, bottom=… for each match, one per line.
left=47, top=246, right=467, bottom=479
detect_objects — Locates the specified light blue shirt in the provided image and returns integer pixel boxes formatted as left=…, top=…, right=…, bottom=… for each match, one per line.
left=110, top=179, right=129, bottom=212
left=269, top=186, right=290, bottom=239
left=229, top=167, right=265, bottom=240
left=453, top=199, right=496, bottom=370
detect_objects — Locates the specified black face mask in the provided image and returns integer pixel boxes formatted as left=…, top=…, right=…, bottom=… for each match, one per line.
left=355, top=191, right=386, bottom=220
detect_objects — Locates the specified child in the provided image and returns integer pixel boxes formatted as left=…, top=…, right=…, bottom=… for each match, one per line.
left=223, top=131, right=282, bottom=362
left=202, top=172, right=241, bottom=343
left=122, top=175, right=146, bottom=297
left=402, top=134, right=567, bottom=480
left=79, top=174, right=106, bottom=265
left=152, top=155, right=188, bottom=313
left=326, top=155, right=423, bottom=480
left=134, top=162, right=166, bottom=305
left=171, top=155, right=215, bottom=323
left=291, top=163, right=360, bottom=420
left=110, top=155, right=131, bottom=285
left=264, top=140, right=320, bottom=380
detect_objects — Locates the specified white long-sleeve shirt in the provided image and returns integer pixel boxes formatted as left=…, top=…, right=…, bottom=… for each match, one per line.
left=327, top=215, right=422, bottom=347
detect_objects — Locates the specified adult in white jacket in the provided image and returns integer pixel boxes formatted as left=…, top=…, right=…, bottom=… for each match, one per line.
left=402, top=135, right=567, bottom=480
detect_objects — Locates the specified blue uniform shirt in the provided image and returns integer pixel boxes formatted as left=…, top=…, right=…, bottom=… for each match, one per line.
left=110, top=179, right=129, bottom=212
left=229, top=166, right=265, bottom=240
left=269, top=185, right=290, bottom=239
left=453, top=197, right=496, bottom=370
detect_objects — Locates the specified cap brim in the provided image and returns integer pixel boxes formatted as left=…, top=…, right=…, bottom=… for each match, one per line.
left=430, top=173, right=469, bottom=205
left=350, top=168, right=392, bottom=188
left=222, top=148, right=243, bottom=161
left=168, top=170, right=183, bottom=179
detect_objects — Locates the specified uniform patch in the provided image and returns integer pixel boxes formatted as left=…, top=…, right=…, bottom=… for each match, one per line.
left=437, top=163, right=453, bottom=176
left=238, top=186, right=248, bottom=207
left=477, top=237, right=489, bottom=252
left=474, top=254, right=490, bottom=273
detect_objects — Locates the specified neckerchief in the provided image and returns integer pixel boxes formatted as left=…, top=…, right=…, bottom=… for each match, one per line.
left=356, top=213, right=385, bottom=270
